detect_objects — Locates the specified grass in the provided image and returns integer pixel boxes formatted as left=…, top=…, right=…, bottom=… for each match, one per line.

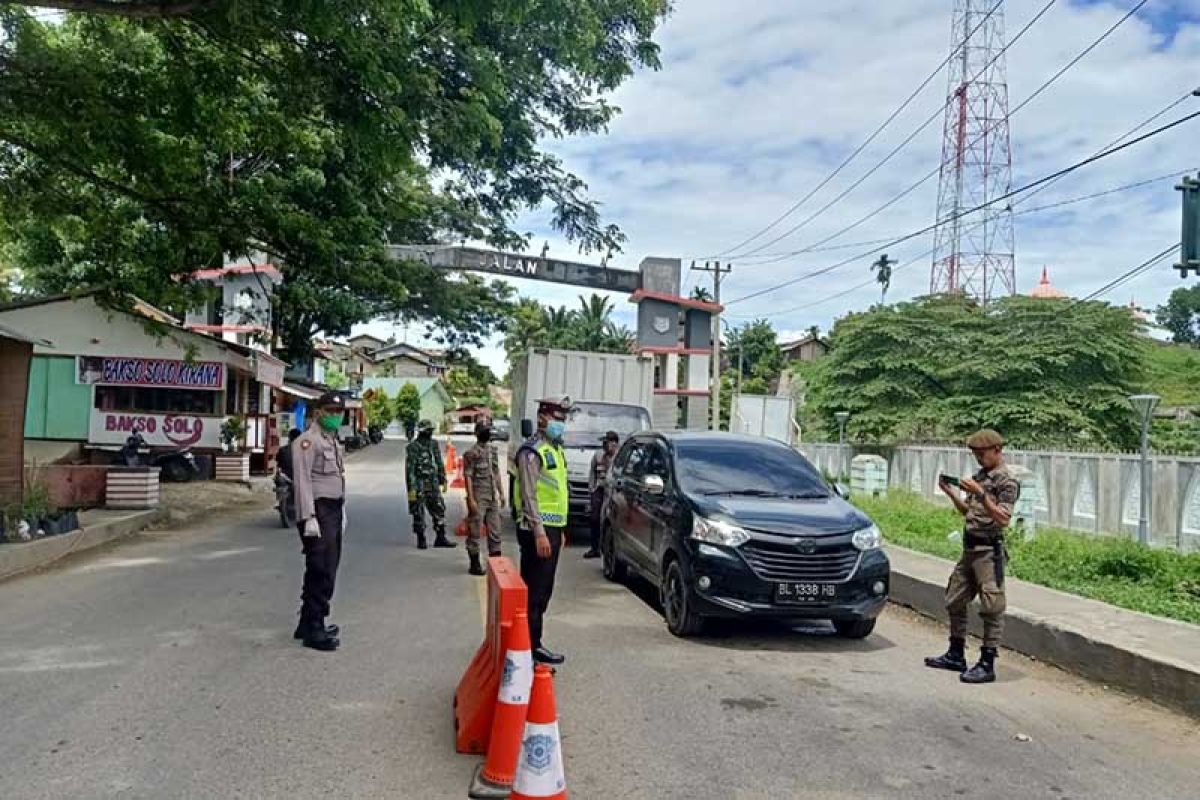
left=854, top=491, right=1200, bottom=625
left=1141, top=340, right=1200, bottom=408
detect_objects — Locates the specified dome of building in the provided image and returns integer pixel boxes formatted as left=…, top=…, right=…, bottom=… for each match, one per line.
left=1029, top=267, right=1067, bottom=299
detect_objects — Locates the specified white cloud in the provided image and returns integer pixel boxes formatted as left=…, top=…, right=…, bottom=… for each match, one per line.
left=367, top=1, right=1200, bottom=369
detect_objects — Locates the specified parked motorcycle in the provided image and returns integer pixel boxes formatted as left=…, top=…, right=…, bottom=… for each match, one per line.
left=274, top=472, right=296, bottom=529
left=117, top=432, right=199, bottom=482
left=368, top=426, right=384, bottom=445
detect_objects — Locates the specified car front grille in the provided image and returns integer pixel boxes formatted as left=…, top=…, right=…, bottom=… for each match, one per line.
left=739, top=539, right=860, bottom=583
left=568, top=481, right=590, bottom=502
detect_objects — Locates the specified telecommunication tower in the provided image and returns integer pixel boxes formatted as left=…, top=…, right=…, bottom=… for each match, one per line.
left=930, top=0, right=1017, bottom=303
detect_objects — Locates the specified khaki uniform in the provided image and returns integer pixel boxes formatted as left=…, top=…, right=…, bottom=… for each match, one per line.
left=291, top=427, right=346, bottom=630
left=463, top=442, right=503, bottom=557
left=945, top=464, right=1019, bottom=649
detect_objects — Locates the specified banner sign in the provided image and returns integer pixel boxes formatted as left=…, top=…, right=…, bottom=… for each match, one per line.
left=89, top=409, right=223, bottom=449
left=78, top=356, right=225, bottom=390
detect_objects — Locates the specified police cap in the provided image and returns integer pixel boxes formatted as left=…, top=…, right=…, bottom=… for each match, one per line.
left=316, top=392, right=346, bottom=410
left=537, top=395, right=575, bottom=416
left=966, top=429, right=1004, bottom=450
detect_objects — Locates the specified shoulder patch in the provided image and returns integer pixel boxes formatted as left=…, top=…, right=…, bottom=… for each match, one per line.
left=300, top=440, right=312, bottom=450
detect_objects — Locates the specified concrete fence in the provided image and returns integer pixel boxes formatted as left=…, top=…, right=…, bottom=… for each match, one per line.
left=801, top=442, right=1200, bottom=553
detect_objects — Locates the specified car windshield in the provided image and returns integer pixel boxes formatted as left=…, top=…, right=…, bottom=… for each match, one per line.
left=563, top=403, right=650, bottom=448
left=674, top=439, right=831, bottom=499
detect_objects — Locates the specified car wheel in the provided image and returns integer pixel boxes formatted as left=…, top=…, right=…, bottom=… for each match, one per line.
left=662, top=559, right=705, bottom=637
left=601, top=526, right=627, bottom=583
left=833, top=619, right=876, bottom=639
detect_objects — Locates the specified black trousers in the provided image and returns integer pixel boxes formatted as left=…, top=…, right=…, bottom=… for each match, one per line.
left=589, top=488, right=606, bottom=552
left=296, top=497, right=344, bottom=628
left=517, top=525, right=564, bottom=650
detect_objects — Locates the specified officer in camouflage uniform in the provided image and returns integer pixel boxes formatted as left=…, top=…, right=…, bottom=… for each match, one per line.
left=462, top=419, right=505, bottom=576
left=925, top=429, right=1019, bottom=684
left=405, top=419, right=455, bottom=550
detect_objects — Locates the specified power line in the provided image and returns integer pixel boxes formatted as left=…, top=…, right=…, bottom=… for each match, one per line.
left=725, top=0, right=1060, bottom=261
left=725, top=107, right=1200, bottom=305
left=731, top=0, right=1153, bottom=268
left=735, top=166, right=1199, bottom=261
left=1068, top=244, right=1179, bottom=308
left=704, top=0, right=1009, bottom=259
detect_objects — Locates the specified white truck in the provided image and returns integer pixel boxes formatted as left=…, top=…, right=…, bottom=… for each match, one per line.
left=508, top=348, right=655, bottom=525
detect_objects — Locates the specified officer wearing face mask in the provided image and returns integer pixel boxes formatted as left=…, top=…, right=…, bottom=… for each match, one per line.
left=290, top=393, right=348, bottom=652
left=512, top=396, right=573, bottom=665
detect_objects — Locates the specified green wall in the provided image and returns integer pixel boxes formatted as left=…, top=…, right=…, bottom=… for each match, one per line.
left=420, top=391, right=449, bottom=432
left=25, top=356, right=91, bottom=440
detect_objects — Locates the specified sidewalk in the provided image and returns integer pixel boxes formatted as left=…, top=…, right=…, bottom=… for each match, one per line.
left=0, top=508, right=161, bottom=582
left=887, top=544, right=1200, bottom=718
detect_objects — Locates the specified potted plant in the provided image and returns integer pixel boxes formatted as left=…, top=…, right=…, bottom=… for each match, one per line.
left=216, top=415, right=251, bottom=482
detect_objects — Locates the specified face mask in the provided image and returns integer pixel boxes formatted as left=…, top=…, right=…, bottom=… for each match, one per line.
left=419, top=430, right=433, bottom=440
left=478, top=430, right=492, bottom=444
left=546, top=420, right=566, bottom=441
left=318, top=413, right=341, bottom=432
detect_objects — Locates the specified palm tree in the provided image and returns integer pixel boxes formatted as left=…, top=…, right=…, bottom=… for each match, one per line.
left=691, top=286, right=713, bottom=303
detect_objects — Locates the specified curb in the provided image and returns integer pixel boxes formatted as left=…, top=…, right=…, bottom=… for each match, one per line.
left=0, top=509, right=162, bottom=583
left=886, top=544, right=1200, bottom=719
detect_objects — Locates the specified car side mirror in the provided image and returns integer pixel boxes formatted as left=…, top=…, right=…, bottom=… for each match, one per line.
left=834, top=482, right=850, bottom=500
left=520, top=418, right=534, bottom=439
left=643, top=474, right=665, bottom=496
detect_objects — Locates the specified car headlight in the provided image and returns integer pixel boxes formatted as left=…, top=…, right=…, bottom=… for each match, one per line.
left=852, top=523, right=883, bottom=551
left=692, top=516, right=751, bottom=547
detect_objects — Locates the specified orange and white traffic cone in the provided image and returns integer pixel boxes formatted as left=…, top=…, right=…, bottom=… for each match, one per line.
left=511, top=665, right=567, bottom=800
left=469, top=612, right=535, bottom=798
left=444, top=442, right=459, bottom=475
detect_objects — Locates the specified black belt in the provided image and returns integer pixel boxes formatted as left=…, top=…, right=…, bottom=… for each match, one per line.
left=964, top=533, right=1003, bottom=548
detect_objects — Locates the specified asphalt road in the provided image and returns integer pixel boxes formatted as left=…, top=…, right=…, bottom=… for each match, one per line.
left=1, top=440, right=1197, bottom=799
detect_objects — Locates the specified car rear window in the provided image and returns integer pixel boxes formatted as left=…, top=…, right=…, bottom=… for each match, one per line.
left=674, top=439, right=830, bottom=498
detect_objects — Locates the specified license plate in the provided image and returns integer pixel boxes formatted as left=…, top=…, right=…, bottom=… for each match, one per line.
left=774, top=582, right=837, bottom=604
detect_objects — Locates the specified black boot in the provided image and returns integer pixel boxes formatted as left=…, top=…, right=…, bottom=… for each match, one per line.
left=533, top=646, right=565, bottom=666
left=468, top=553, right=485, bottom=576
left=961, top=647, right=997, bottom=684
left=433, top=530, right=457, bottom=548
left=924, top=637, right=968, bottom=672
left=301, top=625, right=340, bottom=652
left=416, top=532, right=428, bottom=550
left=293, top=619, right=339, bottom=640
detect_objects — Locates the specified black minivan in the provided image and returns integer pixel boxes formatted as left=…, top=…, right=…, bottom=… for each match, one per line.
left=601, top=431, right=889, bottom=638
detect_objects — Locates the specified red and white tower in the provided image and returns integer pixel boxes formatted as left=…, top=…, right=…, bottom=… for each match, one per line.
left=930, top=0, right=1016, bottom=303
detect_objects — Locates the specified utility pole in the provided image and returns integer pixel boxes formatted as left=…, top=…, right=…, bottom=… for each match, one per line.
left=692, top=260, right=732, bottom=430
left=1176, top=173, right=1200, bottom=278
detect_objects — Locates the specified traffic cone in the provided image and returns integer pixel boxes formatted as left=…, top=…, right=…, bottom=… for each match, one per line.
left=511, top=665, right=567, bottom=800
left=469, top=612, right=535, bottom=799
left=444, top=442, right=459, bottom=475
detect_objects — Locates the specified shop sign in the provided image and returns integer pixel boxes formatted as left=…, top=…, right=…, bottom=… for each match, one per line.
left=254, top=355, right=285, bottom=388
left=89, top=409, right=223, bottom=449
left=78, top=356, right=225, bottom=390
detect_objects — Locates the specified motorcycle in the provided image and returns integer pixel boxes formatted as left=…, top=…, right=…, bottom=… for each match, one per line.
left=118, top=432, right=199, bottom=482
left=274, top=472, right=296, bottom=529
left=368, top=426, right=384, bottom=445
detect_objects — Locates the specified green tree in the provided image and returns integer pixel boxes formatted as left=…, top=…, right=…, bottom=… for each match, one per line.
left=324, top=366, right=348, bottom=390
left=1156, top=285, right=1200, bottom=345
left=394, top=383, right=422, bottom=428
left=806, top=295, right=1145, bottom=448
left=0, top=2, right=670, bottom=359
left=725, top=320, right=783, bottom=384
left=363, top=388, right=393, bottom=430
left=501, top=293, right=632, bottom=362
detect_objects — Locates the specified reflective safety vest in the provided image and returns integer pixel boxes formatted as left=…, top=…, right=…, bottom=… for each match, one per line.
left=513, top=438, right=569, bottom=528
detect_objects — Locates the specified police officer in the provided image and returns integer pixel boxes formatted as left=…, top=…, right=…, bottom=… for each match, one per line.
left=406, top=419, right=455, bottom=550
left=291, top=394, right=347, bottom=652
left=583, top=431, right=620, bottom=560
left=513, top=396, right=573, bottom=665
left=462, top=419, right=505, bottom=575
left=925, top=429, right=1020, bottom=684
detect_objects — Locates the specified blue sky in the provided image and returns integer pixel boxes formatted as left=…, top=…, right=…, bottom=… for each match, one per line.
left=360, top=0, right=1200, bottom=373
